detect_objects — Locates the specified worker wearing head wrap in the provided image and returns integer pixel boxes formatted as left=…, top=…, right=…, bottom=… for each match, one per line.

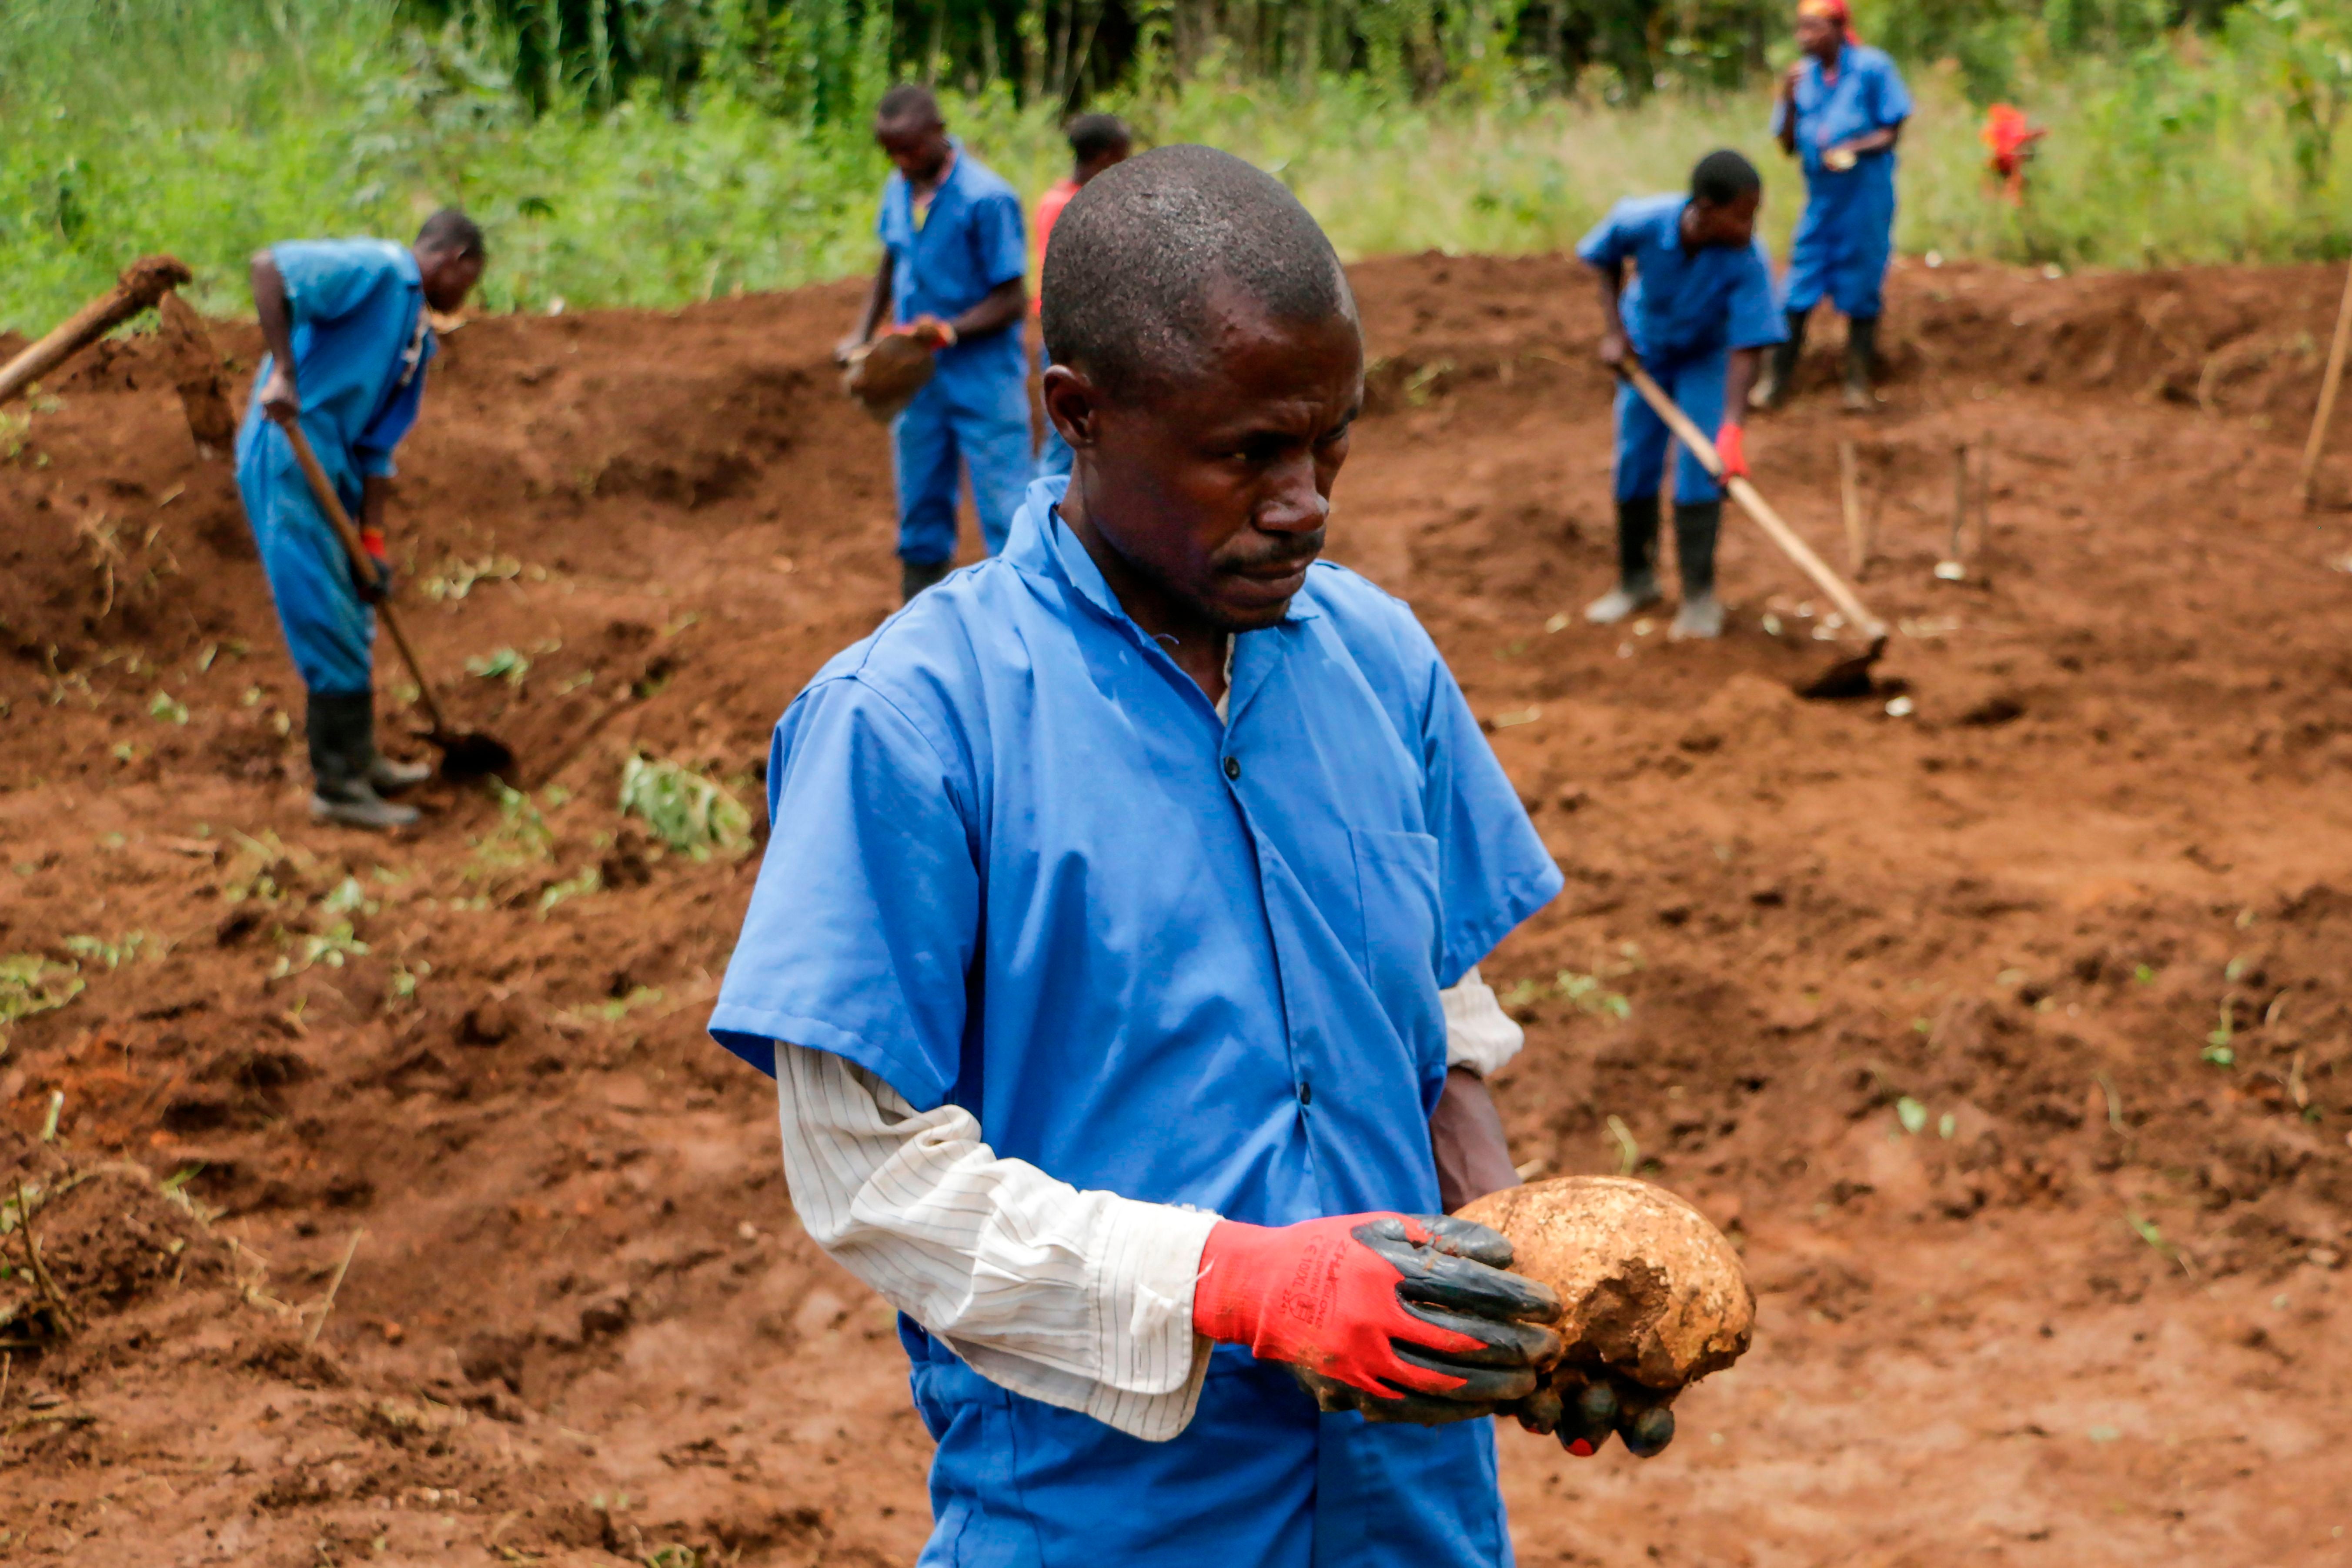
left=714, top=146, right=1606, bottom=1568
left=1754, top=0, right=1912, bottom=412
left=1576, top=151, right=1786, bottom=641
left=233, top=210, right=485, bottom=830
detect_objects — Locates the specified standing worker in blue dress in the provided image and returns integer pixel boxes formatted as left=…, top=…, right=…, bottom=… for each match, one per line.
left=838, top=84, right=1031, bottom=603
left=234, top=210, right=486, bottom=831
left=1751, top=0, right=1912, bottom=413
left=714, top=146, right=1668, bottom=1568
left=1577, top=152, right=1786, bottom=641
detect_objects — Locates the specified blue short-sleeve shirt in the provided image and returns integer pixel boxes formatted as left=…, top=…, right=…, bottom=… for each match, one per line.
left=1575, top=193, right=1787, bottom=365
left=233, top=239, right=435, bottom=500
left=710, top=477, right=1561, bottom=1225
left=875, top=141, right=1030, bottom=391
left=1771, top=43, right=1912, bottom=178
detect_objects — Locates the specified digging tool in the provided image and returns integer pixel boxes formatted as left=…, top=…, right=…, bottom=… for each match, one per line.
left=2300, top=260, right=2352, bottom=510
left=1622, top=365, right=1887, bottom=697
left=275, top=415, right=514, bottom=780
left=0, top=256, right=192, bottom=410
left=1837, top=438, right=1867, bottom=574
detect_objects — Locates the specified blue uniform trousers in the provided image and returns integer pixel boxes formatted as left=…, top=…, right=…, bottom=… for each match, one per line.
left=908, top=1336, right=1513, bottom=1568
left=237, top=446, right=374, bottom=696
left=1783, top=157, right=1898, bottom=320
left=893, top=367, right=1033, bottom=565
left=1614, top=353, right=1727, bottom=505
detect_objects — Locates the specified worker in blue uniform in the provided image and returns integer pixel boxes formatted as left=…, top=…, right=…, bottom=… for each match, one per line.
left=1577, top=152, right=1785, bottom=641
left=1753, top=0, right=1912, bottom=412
left=234, top=210, right=485, bottom=830
left=714, top=147, right=1663, bottom=1568
left=838, top=83, right=1030, bottom=602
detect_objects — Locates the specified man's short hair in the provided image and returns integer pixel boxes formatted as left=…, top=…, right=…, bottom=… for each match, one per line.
left=1066, top=113, right=1131, bottom=164
left=876, top=83, right=942, bottom=128
left=1042, top=144, right=1353, bottom=402
left=416, top=207, right=486, bottom=259
left=1691, top=149, right=1762, bottom=207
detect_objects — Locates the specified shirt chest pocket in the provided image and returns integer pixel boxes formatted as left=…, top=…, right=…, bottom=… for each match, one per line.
left=1347, top=827, right=1443, bottom=1027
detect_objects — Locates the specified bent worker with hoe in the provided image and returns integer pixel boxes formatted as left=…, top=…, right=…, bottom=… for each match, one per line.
left=235, top=210, right=486, bottom=830
left=839, top=84, right=1032, bottom=603
left=1580, top=150, right=1784, bottom=641
left=715, top=147, right=1662, bottom=1564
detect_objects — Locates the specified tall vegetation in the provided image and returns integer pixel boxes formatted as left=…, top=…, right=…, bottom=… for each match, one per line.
left=0, top=0, right=2345, bottom=333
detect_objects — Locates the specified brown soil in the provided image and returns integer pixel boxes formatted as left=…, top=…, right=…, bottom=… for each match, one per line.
left=3, top=252, right=2351, bottom=1566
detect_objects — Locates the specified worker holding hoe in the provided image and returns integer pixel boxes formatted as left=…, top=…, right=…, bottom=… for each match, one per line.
left=715, top=146, right=1651, bottom=1567
left=839, top=84, right=1031, bottom=602
left=1031, top=111, right=1133, bottom=480
left=234, top=210, right=486, bottom=831
left=1580, top=151, right=1785, bottom=640
left=1751, top=0, right=1912, bottom=412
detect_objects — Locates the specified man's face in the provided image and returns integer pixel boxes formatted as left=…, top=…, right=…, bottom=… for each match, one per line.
left=876, top=116, right=952, bottom=182
left=1076, top=141, right=1132, bottom=186
left=1687, top=189, right=1761, bottom=249
left=1055, top=285, right=1363, bottom=633
left=418, top=246, right=484, bottom=314
left=1794, top=11, right=1839, bottom=56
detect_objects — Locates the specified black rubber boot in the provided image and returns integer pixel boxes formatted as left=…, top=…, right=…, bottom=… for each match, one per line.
left=1585, top=496, right=1664, bottom=625
left=307, top=691, right=418, bottom=831
left=1844, top=315, right=1879, bottom=412
left=899, top=557, right=952, bottom=603
left=1670, top=501, right=1725, bottom=639
left=1751, top=308, right=1809, bottom=411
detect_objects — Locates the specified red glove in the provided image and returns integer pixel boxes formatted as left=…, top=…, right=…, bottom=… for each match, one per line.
left=1716, top=421, right=1749, bottom=479
left=355, top=525, right=393, bottom=603
left=1194, top=1212, right=1561, bottom=1419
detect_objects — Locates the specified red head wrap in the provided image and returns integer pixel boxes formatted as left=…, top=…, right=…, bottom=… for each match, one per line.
left=1797, top=0, right=1861, bottom=44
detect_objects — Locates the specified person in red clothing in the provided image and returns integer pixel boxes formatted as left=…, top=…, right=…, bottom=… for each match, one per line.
left=1033, top=113, right=1132, bottom=479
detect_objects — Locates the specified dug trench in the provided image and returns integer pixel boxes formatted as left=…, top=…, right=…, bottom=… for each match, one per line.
left=2, top=253, right=2350, bottom=1566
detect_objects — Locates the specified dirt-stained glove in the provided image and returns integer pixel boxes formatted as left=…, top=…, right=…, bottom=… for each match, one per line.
left=354, top=525, right=393, bottom=604
left=1195, top=1213, right=1563, bottom=1425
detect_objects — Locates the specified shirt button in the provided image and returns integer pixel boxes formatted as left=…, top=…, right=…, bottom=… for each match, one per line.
left=1298, top=1079, right=1313, bottom=1106
left=1223, top=756, right=1241, bottom=781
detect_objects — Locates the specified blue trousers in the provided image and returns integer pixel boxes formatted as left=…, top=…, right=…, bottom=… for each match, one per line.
left=236, top=447, right=374, bottom=697
left=907, top=1334, right=1512, bottom=1567
left=894, top=369, right=1033, bottom=566
left=1783, top=157, right=1898, bottom=319
left=1614, top=352, right=1727, bottom=505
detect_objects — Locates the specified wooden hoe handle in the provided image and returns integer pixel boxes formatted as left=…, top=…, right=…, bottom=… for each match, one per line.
left=274, top=415, right=454, bottom=736
left=1622, top=364, right=1887, bottom=641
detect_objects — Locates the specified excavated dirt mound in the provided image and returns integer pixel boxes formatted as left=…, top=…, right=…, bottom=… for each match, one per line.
left=2, top=253, right=2350, bottom=1566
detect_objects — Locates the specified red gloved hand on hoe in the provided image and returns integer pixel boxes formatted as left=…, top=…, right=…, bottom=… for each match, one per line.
left=1716, top=421, right=1749, bottom=479
left=355, top=525, right=393, bottom=603
left=1194, top=1212, right=1562, bottom=1422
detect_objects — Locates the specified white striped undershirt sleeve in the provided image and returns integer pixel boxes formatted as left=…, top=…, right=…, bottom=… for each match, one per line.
left=775, top=1044, right=1220, bottom=1442
left=770, top=972, right=1517, bottom=1443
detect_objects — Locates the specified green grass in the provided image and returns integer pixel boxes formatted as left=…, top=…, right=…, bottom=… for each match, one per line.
left=0, top=4, right=2345, bottom=333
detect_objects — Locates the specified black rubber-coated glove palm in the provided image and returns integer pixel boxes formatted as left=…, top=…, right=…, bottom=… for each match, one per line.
left=1513, top=1372, right=1678, bottom=1458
